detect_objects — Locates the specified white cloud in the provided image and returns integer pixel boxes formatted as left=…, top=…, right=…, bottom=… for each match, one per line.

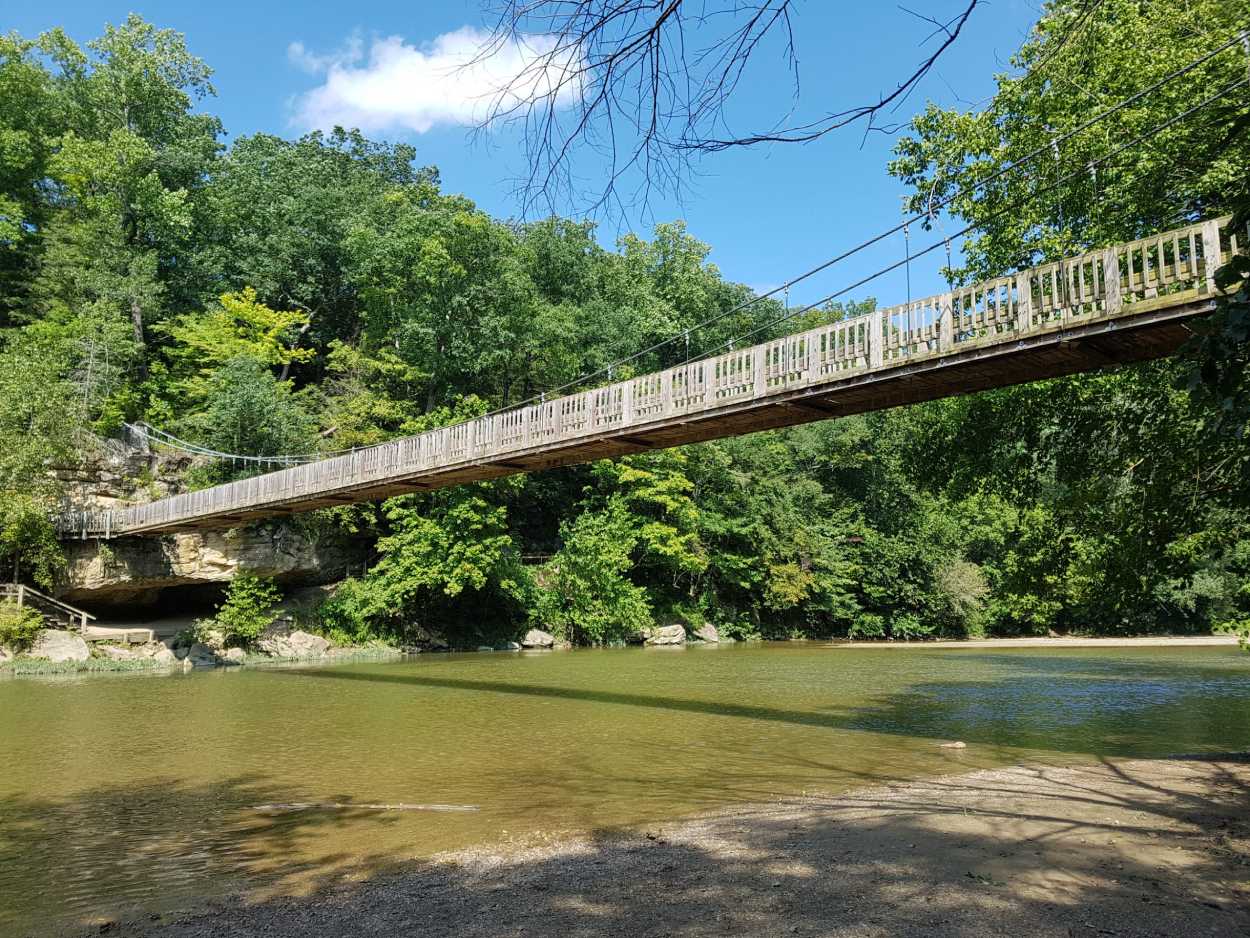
left=288, top=26, right=579, bottom=135
left=287, top=34, right=364, bottom=75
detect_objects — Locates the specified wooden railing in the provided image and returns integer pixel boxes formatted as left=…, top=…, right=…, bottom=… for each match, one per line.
left=1, top=583, right=96, bottom=631
left=56, top=216, right=1244, bottom=538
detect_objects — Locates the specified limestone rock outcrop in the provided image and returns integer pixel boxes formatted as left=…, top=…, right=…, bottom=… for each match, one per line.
left=29, top=629, right=90, bottom=663
left=59, top=524, right=366, bottom=608
left=258, top=628, right=330, bottom=659
left=521, top=628, right=556, bottom=648
left=644, top=624, right=686, bottom=646
left=693, top=624, right=720, bottom=643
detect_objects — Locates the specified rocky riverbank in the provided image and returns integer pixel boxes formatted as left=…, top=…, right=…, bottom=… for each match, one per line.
left=0, top=625, right=402, bottom=677
left=77, top=753, right=1249, bottom=938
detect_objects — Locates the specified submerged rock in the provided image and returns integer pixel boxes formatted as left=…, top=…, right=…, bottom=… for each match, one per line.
left=521, top=628, right=556, bottom=648
left=497, top=641, right=522, bottom=651
left=29, top=629, right=90, bottom=663
left=940, top=741, right=968, bottom=749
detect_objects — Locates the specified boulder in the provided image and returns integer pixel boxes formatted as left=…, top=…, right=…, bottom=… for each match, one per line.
left=496, top=641, right=522, bottom=651
left=520, top=628, right=556, bottom=648
left=150, top=647, right=178, bottom=667
left=187, top=642, right=219, bottom=667
left=197, top=627, right=227, bottom=652
left=645, top=624, right=686, bottom=646
left=476, top=645, right=495, bottom=652
left=98, top=645, right=139, bottom=661
left=223, top=647, right=246, bottom=664
left=0, top=645, right=11, bottom=663
left=286, top=630, right=329, bottom=657
left=259, top=629, right=329, bottom=658
left=29, top=629, right=90, bottom=663
left=693, top=624, right=720, bottom=644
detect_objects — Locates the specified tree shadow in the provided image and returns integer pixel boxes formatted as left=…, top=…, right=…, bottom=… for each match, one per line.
left=0, top=775, right=411, bottom=936
left=11, top=755, right=1245, bottom=938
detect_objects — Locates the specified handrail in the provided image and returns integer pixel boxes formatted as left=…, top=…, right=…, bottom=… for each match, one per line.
left=2, top=583, right=97, bottom=623
left=54, top=215, right=1248, bottom=539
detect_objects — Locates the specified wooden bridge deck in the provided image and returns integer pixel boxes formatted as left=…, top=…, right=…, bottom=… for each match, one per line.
left=59, top=217, right=1243, bottom=538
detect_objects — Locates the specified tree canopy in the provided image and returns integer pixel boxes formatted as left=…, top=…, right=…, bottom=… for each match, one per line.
left=0, top=6, right=1247, bottom=647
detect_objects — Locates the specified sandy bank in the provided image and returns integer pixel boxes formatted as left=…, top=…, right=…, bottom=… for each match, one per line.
left=829, top=634, right=1239, bottom=649
left=101, top=754, right=1249, bottom=938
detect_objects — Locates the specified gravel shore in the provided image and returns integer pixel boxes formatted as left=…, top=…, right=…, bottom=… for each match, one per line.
left=94, top=754, right=1249, bottom=938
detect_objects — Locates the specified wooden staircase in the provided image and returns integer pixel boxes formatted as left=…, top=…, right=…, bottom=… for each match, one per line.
left=1, top=583, right=96, bottom=632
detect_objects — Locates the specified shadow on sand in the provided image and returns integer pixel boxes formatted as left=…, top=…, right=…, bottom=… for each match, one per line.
left=1, top=754, right=1244, bottom=938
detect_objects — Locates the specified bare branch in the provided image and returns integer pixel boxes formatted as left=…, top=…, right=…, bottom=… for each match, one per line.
left=473, top=0, right=992, bottom=216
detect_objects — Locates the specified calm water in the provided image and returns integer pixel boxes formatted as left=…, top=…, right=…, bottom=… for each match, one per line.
left=1, top=643, right=1248, bottom=933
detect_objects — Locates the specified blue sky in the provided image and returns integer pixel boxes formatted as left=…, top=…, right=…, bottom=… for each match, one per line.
left=12, top=1, right=1041, bottom=307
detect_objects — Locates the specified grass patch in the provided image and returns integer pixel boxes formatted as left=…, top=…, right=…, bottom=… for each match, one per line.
left=0, top=656, right=175, bottom=676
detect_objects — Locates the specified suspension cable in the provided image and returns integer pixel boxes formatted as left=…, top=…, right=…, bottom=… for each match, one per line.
left=138, top=31, right=1247, bottom=468
left=695, top=75, right=1249, bottom=361
left=466, top=29, right=1246, bottom=418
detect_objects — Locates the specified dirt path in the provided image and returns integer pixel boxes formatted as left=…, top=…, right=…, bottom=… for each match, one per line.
left=94, top=755, right=1249, bottom=938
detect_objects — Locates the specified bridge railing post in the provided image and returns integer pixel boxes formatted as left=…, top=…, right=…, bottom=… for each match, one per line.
left=1202, top=218, right=1223, bottom=296
left=621, top=380, right=634, bottom=427
left=1014, top=273, right=1032, bottom=336
left=938, top=293, right=953, bottom=350
left=869, top=308, right=884, bottom=369
left=1101, top=248, right=1121, bottom=317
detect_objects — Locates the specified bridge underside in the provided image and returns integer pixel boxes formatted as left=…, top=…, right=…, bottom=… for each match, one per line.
left=136, top=297, right=1210, bottom=535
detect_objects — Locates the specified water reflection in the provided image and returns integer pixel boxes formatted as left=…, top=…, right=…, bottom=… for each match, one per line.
left=1, top=644, right=1246, bottom=933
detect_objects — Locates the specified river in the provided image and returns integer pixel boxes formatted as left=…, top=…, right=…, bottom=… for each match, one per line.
left=1, top=642, right=1247, bottom=934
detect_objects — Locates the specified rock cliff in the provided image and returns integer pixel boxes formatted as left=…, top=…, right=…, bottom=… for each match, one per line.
left=59, top=524, right=365, bottom=607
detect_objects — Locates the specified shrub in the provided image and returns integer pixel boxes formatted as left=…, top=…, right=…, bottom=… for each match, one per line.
left=0, top=600, right=44, bottom=651
left=848, top=613, right=886, bottom=640
left=316, top=577, right=382, bottom=645
left=889, top=612, right=935, bottom=641
left=936, top=559, right=990, bottom=637
left=534, top=504, right=653, bottom=645
left=208, top=574, right=282, bottom=647
left=1216, top=617, right=1250, bottom=650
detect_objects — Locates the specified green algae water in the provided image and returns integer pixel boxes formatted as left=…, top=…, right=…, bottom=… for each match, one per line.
left=1, top=643, right=1248, bottom=934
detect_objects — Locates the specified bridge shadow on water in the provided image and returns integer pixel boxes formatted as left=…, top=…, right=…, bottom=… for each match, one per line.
left=7, top=653, right=1247, bottom=935
left=4, top=754, right=1247, bottom=937
left=278, top=652, right=1250, bottom=761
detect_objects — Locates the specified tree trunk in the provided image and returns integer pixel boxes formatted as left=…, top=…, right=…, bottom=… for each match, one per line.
left=279, top=308, right=316, bottom=381
left=130, top=298, right=148, bottom=379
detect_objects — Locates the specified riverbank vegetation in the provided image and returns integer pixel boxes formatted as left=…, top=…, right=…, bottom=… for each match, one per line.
left=0, top=2, right=1248, bottom=648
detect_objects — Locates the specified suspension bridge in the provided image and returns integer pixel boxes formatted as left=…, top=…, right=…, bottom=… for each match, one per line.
left=55, top=215, right=1243, bottom=539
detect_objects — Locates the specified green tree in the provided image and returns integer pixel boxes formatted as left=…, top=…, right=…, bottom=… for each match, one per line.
left=206, top=574, right=281, bottom=648
left=535, top=502, right=653, bottom=645
left=35, top=16, right=221, bottom=378
left=193, top=129, right=435, bottom=370
left=159, top=287, right=313, bottom=406
left=184, top=356, right=317, bottom=476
